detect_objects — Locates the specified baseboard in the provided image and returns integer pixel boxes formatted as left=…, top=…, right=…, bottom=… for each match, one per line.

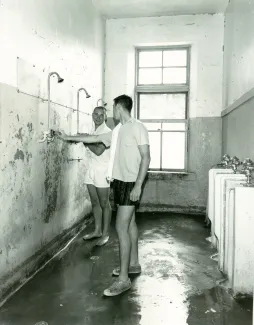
left=137, top=204, right=206, bottom=215
left=110, top=201, right=205, bottom=215
left=0, top=213, right=92, bottom=306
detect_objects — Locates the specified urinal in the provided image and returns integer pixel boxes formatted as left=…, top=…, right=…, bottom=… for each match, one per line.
left=227, top=186, right=254, bottom=295
left=214, top=173, right=246, bottom=252
left=219, top=175, right=246, bottom=273
left=209, top=168, right=233, bottom=247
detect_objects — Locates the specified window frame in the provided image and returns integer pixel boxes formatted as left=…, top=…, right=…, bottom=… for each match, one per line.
left=134, top=45, right=191, bottom=172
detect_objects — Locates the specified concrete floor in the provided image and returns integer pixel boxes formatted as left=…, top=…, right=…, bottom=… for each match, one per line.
left=0, top=213, right=252, bottom=325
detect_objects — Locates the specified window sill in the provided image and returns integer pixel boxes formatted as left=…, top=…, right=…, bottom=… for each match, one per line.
left=147, top=171, right=196, bottom=181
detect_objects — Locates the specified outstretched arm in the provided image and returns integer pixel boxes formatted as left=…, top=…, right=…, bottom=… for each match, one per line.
left=56, top=133, right=101, bottom=144
left=55, top=130, right=112, bottom=147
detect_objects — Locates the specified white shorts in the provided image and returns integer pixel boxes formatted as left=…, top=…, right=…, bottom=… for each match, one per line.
left=84, top=167, right=110, bottom=188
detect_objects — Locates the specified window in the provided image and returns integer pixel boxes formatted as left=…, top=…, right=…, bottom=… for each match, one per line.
left=135, top=46, right=190, bottom=171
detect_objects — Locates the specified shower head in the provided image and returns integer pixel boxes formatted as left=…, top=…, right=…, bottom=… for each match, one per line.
left=58, top=77, right=64, bottom=83
left=97, top=98, right=107, bottom=107
left=48, top=72, right=64, bottom=83
left=78, top=88, right=91, bottom=98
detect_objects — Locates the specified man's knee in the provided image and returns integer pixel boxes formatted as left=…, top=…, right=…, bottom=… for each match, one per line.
left=99, top=199, right=110, bottom=209
left=91, top=198, right=100, bottom=208
left=116, top=221, right=126, bottom=235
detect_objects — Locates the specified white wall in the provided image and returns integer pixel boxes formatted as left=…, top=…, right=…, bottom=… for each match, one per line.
left=0, top=0, right=104, bottom=95
left=105, top=14, right=224, bottom=118
left=0, top=0, right=105, bottom=298
left=222, top=0, right=254, bottom=161
left=223, top=0, right=254, bottom=108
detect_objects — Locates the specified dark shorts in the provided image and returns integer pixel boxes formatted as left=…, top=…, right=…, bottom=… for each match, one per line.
left=112, top=179, right=139, bottom=206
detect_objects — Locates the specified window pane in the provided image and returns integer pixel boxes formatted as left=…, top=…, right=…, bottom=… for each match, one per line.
left=139, top=93, right=186, bottom=119
left=162, top=132, right=186, bottom=169
left=148, top=132, right=161, bottom=169
left=163, top=68, right=187, bottom=84
left=139, top=51, right=162, bottom=68
left=163, top=50, right=187, bottom=67
left=138, top=68, right=162, bottom=84
left=143, top=122, right=161, bottom=131
left=162, top=123, right=186, bottom=131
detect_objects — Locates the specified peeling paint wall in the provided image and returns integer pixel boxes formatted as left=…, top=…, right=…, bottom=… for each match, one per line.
left=0, top=0, right=105, bottom=294
left=105, top=14, right=224, bottom=209
left=222, top=0, right=254, bottom=162
left=223, top=0, right=254, bottom=108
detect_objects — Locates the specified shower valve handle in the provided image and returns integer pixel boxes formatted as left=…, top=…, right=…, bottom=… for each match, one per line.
left=38, top=130, right=55, bottom=143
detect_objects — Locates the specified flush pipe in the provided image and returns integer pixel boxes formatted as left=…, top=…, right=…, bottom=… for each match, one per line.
left=77, top=88, right=91, bottom=134
left=214, top=154, right=231, bottom=169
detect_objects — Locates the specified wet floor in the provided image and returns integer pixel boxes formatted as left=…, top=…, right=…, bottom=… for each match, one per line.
left=0, top=213, right=252, bottom=325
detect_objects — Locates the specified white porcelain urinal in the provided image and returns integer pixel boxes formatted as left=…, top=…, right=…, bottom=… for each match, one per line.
left=218, top=175, right=246, bottom=273
left=208, top=169, right=233, bottom=247
left=227, top=186, right=254, bottom=295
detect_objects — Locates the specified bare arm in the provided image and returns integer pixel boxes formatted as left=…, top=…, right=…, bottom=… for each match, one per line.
left=135, top=144, right=151, bottom=187
left=63, top=134, right=101, bottom=144
left=56, top=131, right=112, bottom=147
left=130, top=144, right=151, bottom=202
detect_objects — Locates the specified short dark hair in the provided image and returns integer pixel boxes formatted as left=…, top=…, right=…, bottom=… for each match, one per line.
left=114, top=95, right=133, bottom=113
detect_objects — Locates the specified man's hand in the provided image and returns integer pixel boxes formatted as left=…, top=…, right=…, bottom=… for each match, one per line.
left=130, top=185, right=142, bottom=202
left=55, top=130, right=68, bottom=141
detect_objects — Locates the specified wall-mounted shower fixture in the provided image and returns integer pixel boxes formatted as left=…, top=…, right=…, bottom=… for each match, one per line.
left=48, top=72, right=64, bottom=129
left=97, top=98, right=107, bottom=107
left=77, top=88, right=91, bottom=134
left=38, top=129, right=56, bottom=143
left=38, top=72, right=64, bottom=143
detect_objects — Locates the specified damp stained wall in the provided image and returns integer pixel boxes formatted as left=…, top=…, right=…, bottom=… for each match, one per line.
left=105, top=14, right=224, bottom=211
left=222, top=0, right=254, bottom=162
left=0, top=0, right=105, bottom=296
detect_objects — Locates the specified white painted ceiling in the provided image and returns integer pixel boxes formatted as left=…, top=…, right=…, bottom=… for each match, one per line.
left=93, top=0, right=229, bottom=18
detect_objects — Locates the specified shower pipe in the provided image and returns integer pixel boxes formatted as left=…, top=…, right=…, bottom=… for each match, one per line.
left=77, top=88, right=91, bottom=134
left=38, top=72, right=64, bottom=143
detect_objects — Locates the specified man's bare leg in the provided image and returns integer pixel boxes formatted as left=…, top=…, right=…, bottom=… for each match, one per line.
left=112, top=209, right=141, bottom=276
left=83, top=184, right=102, bottom=240
left=116, top=205, right=135, bottom=282
left=129, top=210, right=139, bottom=267
left=96, top=187, right=111, bottom=246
